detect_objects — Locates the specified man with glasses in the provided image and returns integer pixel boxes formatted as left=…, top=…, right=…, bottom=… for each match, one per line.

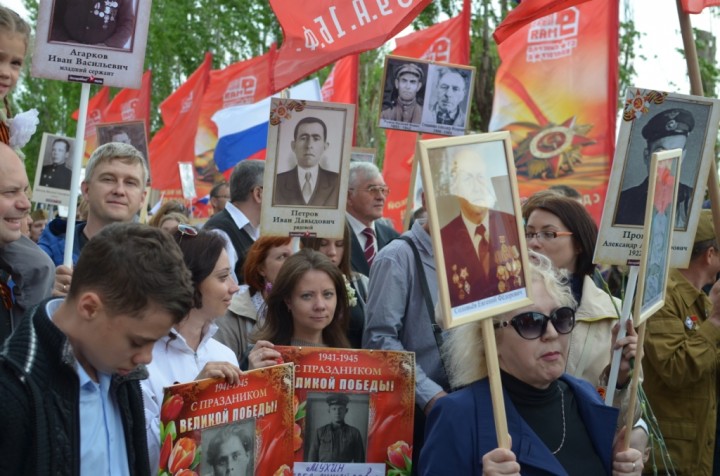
left=642, top=210, right=720, bottom=475
left=346, top=162, right=398, bottom=276
left=210, top=182, right=230, bottom=215
left=440, top=148, right=523, bottom=307
left=274, top=116, right=340, bottom=208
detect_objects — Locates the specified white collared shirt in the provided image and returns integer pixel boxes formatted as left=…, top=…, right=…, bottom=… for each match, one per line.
left=297, top=164, right=319, bottom=198
left=211, top=201, right=259, bottom=283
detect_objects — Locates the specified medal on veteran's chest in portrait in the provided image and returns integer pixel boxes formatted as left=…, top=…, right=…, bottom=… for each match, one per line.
left=91, top=1, right=119, bottom=28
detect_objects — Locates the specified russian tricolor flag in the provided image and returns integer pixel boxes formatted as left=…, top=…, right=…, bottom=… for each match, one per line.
left=212, top=79, right=322, bottom=172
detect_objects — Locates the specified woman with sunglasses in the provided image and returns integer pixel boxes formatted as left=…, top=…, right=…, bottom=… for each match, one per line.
left=419, top=254, right=644, bottom=475
left=522, top=194, right=645, bottom=444
left=245, top=249, right=350, bottom=369
left=214, top=236, right=294, bottom=361
left=301, top=222, right=369, bottom=348
left=141, top=226, right=242, bottom=471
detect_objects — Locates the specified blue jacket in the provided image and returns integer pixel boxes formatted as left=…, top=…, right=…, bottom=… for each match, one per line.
left=37, top=218, right=86, bottom=266
left=419, top=374, right=618, bottom=475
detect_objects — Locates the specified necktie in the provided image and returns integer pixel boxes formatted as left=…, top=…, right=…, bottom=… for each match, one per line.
left=362, top=227, right=376, bottom=267
left=475, top=224, right=490, bottom=277
left=302, top=171, right=312, bottom=203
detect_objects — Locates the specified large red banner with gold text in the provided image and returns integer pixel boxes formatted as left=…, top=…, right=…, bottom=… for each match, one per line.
left=159, top=364, right=294, bottom=476
left=276, top=346, right=415, bottom=473
left=488, top=2, right=619, bottom=223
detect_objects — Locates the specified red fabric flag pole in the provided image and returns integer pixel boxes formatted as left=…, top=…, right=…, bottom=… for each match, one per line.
left=488, top=1, right=618, bottom=223
left=382, top=4, right=471, bottom=231
left=493, top=0, right=591, bottom=45
left=149, top=53, right=213, bottom=191
left=270, top=0, right=431, bottom=91
left=321, top=54, right=360, bottom=144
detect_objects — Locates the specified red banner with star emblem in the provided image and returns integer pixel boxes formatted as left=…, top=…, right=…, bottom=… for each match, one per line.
left=488, top=1, right=618, bottom=222
left=382, top=1, right=470, bottom=230
left=270, top=0, right=431, bottom=92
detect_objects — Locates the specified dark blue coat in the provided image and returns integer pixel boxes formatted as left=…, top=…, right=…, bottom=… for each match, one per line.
left=419, top=374, right=618, bottom=475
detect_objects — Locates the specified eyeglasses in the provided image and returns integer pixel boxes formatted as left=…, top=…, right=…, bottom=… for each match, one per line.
left=350, top=185, right=390, bottom=196
left=525, top=231, right=573, bottom=241
left=494, top=307, right=576, bottom=340
left=177, top=223, right=198, bottom=243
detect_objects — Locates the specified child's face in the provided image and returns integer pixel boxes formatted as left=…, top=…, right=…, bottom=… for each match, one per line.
left=0, top=32, right=26, bottom=99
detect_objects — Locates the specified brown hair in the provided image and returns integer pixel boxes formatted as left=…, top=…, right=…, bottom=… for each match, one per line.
left=243, top=236, right=293, bottom=295
left=69, top=223, right=194, bottom=323
left=522, top=193, right=598, bottom=278
left=300, top=221, right=352, bottom=277
left=253, top=249, right=350, bottom=347
left=148, top=200, right=190, bottom=227
left=172, top=229, right=226, bottom=309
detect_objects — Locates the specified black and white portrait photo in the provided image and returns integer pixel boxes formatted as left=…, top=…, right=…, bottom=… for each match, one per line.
left=273, top=115, right=341, bottom=208
left=614, top=102, right=711, bottom=230
left=421, top=65, right=472, bottom=134
left=200, top=421, right=255, bottom=476
left=379, top=58, right=427, bottom=127
left=36, top=133, right=77, bottom=191
left=304, top=392, right=369, bottom=463
left=96, top=120, right=149, bottom=161
left=49, top=0, right=138, bottom=50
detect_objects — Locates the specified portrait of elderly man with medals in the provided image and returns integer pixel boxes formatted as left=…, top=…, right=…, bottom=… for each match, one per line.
left=49, top=0, right=136, bottom=49
left=440, top=147, right=523, bottom=307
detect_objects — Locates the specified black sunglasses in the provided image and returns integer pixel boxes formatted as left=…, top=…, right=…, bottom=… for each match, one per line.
left=494, top=307, right=576, bottom=340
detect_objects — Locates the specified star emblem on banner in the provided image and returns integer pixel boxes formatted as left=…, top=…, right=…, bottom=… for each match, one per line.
left=512, top=116, right=595, bottom=179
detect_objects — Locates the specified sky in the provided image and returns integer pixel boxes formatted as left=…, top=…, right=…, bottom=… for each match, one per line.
left=4, top=0, right=718, bottom=97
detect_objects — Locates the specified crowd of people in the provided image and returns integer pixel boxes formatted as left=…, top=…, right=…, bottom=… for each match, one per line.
left=2, top=4, right=720, bottom=476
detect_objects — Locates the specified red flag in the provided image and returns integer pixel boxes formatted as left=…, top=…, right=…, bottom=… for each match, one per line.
left=382, top=3, right=471, bottom=231
left=71, top=86, right=110, bottom=161
left=493, top=0, right=591, bottom=45
left=103, top=70, right=152, bottom=134
left=195, top=47, right=277, bottom=156
left=321, top=54, right=359, bottom=144
left=489, top=2, right=618, bottom=223
left=270, top=0, right=431, bottom=91
left=149, top=53, right=213, bottom=191
left=321, top=54, right=359, bottom=104
left=680, top=0, right=720, bottom=13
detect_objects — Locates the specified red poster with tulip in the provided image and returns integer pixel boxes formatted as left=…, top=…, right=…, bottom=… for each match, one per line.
left=275, top=346, right=415, bottom=475
left=159, top=363, right=295, bottom=476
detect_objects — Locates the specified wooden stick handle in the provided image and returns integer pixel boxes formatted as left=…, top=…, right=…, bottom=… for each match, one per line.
left=482, top=318, right=510, bottom=449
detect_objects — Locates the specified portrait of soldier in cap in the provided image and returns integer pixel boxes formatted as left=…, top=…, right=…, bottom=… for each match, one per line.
left=381, top=62, right=425, bottom=124
left=615, top=107, right=696, bottom=228
left=306, top=393, right=365, bottom=463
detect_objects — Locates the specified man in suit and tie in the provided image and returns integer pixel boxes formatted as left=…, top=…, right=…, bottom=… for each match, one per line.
left=346, top=162, right=399, bottom=276
left=39, top=138, right=73, bottom=189
left=441, top=148, right=523, bottom=307
left=273, top=117, right=340, bottom=208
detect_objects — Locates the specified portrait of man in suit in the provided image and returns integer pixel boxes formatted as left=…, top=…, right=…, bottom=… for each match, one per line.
left=440, top=148, right=523, bottom=307
left=273, top=116, right=340, bottom=208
